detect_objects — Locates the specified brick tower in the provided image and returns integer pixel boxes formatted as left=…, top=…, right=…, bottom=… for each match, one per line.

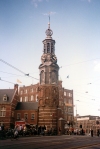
left=38, top=20, right=59, bottom=130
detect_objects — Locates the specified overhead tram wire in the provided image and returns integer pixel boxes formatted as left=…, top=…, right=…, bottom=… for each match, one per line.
left=0, top=59, right=39, bottom=80
left=73, top=88, right=100, bottom=101
left=74, top=91, right=100, bottom=101
left=59, top=57, right=100, bottom=68
left=0, top=70, right=25, bottom=77
left=0, top=78, right=14, bottom=84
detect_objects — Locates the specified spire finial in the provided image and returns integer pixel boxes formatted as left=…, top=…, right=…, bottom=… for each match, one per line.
left=49, top=12, right=50, bottom=23
left=48, top=12, right=50, bottom=29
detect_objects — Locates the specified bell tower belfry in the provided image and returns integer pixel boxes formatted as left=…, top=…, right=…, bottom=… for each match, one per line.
left=38, top=19, right=59, bottom=131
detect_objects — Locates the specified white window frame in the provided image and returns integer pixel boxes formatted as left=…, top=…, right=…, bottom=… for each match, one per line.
left=25, top=96, right=28, bottom=102
left=0, top=107, right=6, bottom=117
left=20, top=97, right=22, bottom=102
left=31, top=113, right=35, bottom=120
left=24, top=113, right=28, bottom=120
left=31, top=95, right=34, bottom=101
left=17, top=113, right=21, bottom=120
left=64, top=92, right=66, bottom=96
left=36, top=94, right=38, bottom=102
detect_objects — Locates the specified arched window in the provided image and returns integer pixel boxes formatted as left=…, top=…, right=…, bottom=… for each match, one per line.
left=44, top=44, right=46, bottom=53
left=51, top=43, right=54, bottom=53
left=47, top=43, right=50, bottom=53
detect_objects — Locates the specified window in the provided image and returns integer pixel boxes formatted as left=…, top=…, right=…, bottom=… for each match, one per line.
left=36, top=95, right=38, bottom=102
left=47, top=43, right=50, bottom=53
left=20, top=97, right=22, bottom=102
left=25, top=96, right=28, bottom=102
left=68, top=99, right=72, bottom=104
left=44, top=44, right=46, bottom=53
left=25, top=89, right=27, bottom=93
left=17, top=113, right=21, bottom=120
left=64, top=92, right=66, bottom=96
left=31, top=114, right=35, bottom=120
left=67, top=93, right=72, bottom=97
left=31, top=88, right=33, bottom=92
left=51, top=43, right=54, bottom=53
left=3, top=94, right=8, bottom=101
left=24, top=113, right=28, bottom=120
left=0, top=107, right=6, bottom=117
left=31, top=95, right=34, bottom=101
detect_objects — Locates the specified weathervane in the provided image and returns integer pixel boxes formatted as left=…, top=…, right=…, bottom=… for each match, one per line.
left=45, top=12, right=53, bottom=38
left=48, top=12, right=50, bottom=29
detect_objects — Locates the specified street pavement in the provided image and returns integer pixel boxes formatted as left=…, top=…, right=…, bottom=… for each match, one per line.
left=0, top=135, right=100, bottom=149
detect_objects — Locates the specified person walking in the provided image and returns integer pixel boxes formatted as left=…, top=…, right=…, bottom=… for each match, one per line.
left=97, top=129, right=99, bottom=137
left=91, top=129, right=93, bottom=137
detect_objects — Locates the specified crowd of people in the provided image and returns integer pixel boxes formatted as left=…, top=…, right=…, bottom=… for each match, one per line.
left=0, top=124, right=100, bottom=139
left=0, top=124, right=57, bottom=140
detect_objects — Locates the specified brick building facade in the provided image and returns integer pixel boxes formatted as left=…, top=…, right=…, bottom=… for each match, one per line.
left=0, top=84, right=19, bottom=129
left=76, top=115, right=100, bottom=135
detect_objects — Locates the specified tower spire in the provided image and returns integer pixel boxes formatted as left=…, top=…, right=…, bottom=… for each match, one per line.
left=48, top=12, right=50, bottom=29
left=45, top=12, right=53, bottom=38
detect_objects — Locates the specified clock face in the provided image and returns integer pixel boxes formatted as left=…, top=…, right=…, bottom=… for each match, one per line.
left=45, top=29, right=53, bottom=36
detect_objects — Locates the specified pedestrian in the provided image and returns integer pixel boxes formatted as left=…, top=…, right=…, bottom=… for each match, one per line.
left=0, top=125, right=1, bottom=131
left=97, top=129, right=99, bottom=137
left=59, top=127, right=61, bottom=135
left=91, top=129, right=93, bottom=137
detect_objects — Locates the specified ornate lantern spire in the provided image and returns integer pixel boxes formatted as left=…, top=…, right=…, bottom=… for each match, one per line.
left=45, top=14, right=53, bottom=39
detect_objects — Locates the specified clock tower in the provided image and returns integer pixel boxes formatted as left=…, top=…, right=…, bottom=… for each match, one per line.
left=38, top=20, right=59, bottom=131
left=39, top=22, right=59, bottom=85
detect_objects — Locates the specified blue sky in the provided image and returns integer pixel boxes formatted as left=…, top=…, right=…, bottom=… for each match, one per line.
left=0, top=0, right=100, bottom=116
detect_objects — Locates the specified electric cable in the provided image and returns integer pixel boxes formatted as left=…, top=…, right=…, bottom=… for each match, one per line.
left=0, top=78, right=14, bottom=84
left=60, top=57, right=100, bottom=68
left=0, top=59, right=39, bottom=80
